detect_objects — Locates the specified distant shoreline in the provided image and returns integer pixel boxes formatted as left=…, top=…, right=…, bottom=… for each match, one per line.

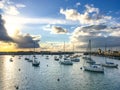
left=0, top=51, right=75, bottom=55
left=87, top=52, right=120, bottom=60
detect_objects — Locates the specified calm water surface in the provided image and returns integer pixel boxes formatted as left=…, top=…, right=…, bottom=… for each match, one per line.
left=0, top=54, right=120, bottom=90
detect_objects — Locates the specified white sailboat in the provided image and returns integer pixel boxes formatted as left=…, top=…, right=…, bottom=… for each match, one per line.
left=83, top=40, right=104, bottom=73
left=71, top=58, right=80, bottom=62
left=60, top=59, right=73, bottom=65
left=59, top=41, right=73, bottom=65
left=102, top=62, right=118, bottom=68
left=27, top=55, right=33, bottom=62
left=84, top=40, right=95, bottom=64
left=32, top=56, right=40, bottom=66
left=54, top=56, right=59, bottom=61
left=32, top=42, right=40, bottom=67
left=25, top=55, right=30, bottom=61
left=71, top=44, right=80, bottom=62
left=101, top=45, right=118, bottom=68
left=84, top=64, right=104, bottom=73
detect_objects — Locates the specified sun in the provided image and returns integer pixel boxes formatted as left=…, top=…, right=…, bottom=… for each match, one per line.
left=3, top=15, right=22, bottom=37
left=5, top=24, right=20, bottom=36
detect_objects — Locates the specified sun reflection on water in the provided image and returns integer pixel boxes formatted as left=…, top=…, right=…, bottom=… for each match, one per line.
left=1, top=55, right=16, bottom=89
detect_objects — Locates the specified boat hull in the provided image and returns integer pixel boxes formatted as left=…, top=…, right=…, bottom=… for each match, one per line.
left=60, top=60, right=73, bottom=65
left=32, top=63, right=40, bottom=67
left=84, top=65, right=104, bottom=73
left=101, top=63, right=118, bottom=68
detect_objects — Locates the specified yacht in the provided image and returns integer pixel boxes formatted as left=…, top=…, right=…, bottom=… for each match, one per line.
left=101, top=62, right=118, bottom=68
left=32, top=58, right=40, bottom=66
left=84, top=64, right=104, bottom=73
left=60, top=59, right=73, bottom=65
left=54, top=56, right=59, bottom=61
left=83, top=40, right=104, bottom=73
left=71, top=58, right=80, bottom=62
left=32, top=42, right=40, bottom=67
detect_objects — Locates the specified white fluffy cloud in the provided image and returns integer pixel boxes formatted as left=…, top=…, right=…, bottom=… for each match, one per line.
left=60, top=4, right=120, bottom=49
left=70, top=24, right=120, bottom=48
left=16, top=4, right=26, bottom=8
left=76, top=2, right=81, bottom=7
left=0, top=0, right=25, bottom=15
left=60, top=4, right=112, bottom=25
left=5, top=5, right=20, bottom=15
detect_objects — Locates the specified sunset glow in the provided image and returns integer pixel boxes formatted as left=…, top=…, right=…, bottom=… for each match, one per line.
left=0, top=0, right=119, bottom=51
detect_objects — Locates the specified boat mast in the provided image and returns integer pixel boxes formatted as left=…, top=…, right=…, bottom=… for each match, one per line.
left=64, top=41, right=65, bottom=57
left=73, top=44, right=74, bottom=53
left=34, top=41, right=35, bottom=52
left=104, top=43, right=107, bottom=62
left=89, top=40, right=91, bottom=59
left=33, top=41, right=36, bottom=61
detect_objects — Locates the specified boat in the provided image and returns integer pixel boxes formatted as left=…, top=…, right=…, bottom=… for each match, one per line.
left=25, top=57, right=29, bottom=60
left=82, top=56, right=95, bottom=64
left=83, top=56, right=92, bottom=60
left=83, top=40, right=95, bottom=64
left=18, top=56, right=21, bottom=59
left=84, top=64, right=104, bottom=73
left=101, top=62, right=118, bottom=68
left=9, top=58, right=13, bottom=62
left=46, top=55, right=49, bottom=59
left=54, top=56, right=59, bottom=61
left=71, top=58, right=80, bottom=62
left=60, top=59, right=73, bottom=65
left=83, top=40, right=104, bottom=73
left=59, top=55, right=62, bottom=59
left=32, top=42, right=40, bottom=67
left=101, top=44, right=118, bottom=68
left=86, top=59, right=96, bottom=64
left=12, top=55, right=15, bottom=57
left=28, top=58, right=33, bottom=62
left=59, top=41, right=73, bottom=65
left=32, top=57, right=40, bottom=66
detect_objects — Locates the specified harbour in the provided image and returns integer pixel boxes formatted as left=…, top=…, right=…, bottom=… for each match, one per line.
left=0, top=0, right=119, bottom=90
left=0, top=54, right=120, bottom=90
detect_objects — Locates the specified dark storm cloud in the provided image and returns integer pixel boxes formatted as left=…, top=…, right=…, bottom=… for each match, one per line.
left=13, top=33, right=40, bottom=48
left=0, top=14, right=40, bottom=48
left=0, top=15, right=13, bottom=41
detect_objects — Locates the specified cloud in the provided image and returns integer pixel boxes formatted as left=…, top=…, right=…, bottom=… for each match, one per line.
left=12, top=30, right=40, bottom=48
left=5, top=5, right=20, bottom=15
left=109, top=28, right=120, bottom=36
left=0, top=1, right=4, bottom=8
left=0, top=14, right=40, bottom=48
left=0, top=0, right=25, bottom=15
left=42, top=24, right=52, bottom=31
left=60, top=4, right=112, bottom=25
left=85, top=4, right=99, bottom=14
left=70, top=24, right=120, bottom=48
left=52, top=26, right=68, bottom=34
left=76, top=2, right=81, bottom=7
left=41, top=25, right=69, bottom=34
left=82, top=24, right=107, bottom=31
left=3, top=15, right=78, bottom=26
left=0, top=15, right=13, bottom=41
left=60, top=4, right=120, bottom=49
left=16, top=4, right=26, bottom=8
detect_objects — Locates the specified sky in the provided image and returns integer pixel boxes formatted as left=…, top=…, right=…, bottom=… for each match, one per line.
left=0, top=0, right=120, bottom=52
